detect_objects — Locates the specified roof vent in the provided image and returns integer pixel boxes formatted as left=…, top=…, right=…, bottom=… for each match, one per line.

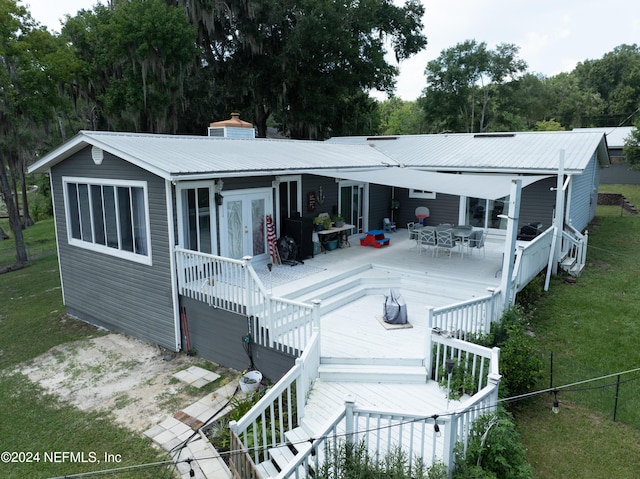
left=208, top=112, right=255, bottom=138
left=473, top=133, right=515, bottom=138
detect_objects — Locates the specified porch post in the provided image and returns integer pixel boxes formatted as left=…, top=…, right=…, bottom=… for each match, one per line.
left=344, top=394, right=356, bottom=445
left=552, top=151, right=565, bottom=275
left=425, top=307, right=435, bottom=379
left=499, top=179, right=522, bottom=311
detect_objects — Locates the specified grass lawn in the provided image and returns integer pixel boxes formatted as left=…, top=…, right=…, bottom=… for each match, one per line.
left=515, top=184, right=640, bottom=479
left=0, top=219, right=169, bottom=479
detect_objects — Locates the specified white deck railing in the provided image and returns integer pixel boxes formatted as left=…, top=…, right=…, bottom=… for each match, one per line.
left=229, top=331, right=321, bottom=474
left=512, top=227, right=554, bottom=293
left=561, top=224, right=588, bottom=276
left=427, top=291, right=502, bottom=340
left=275, top=333, right=500, bottom=478
left=175, top=248, right=319, bottom=353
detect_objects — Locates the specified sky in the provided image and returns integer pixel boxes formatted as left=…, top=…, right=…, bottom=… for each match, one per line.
left=25, top=0, right=640, bottom=101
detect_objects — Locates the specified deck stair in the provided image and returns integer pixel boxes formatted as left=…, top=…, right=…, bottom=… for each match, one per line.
left=560, top=252, right=584, bottom=276
left=282, top=265, right=492, bottom=314
left=256, top=427, right=314, bottom=479
left=318, top=357, right=428, bottom=383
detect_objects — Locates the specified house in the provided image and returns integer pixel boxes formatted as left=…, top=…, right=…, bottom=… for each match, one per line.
left=29, top=125, right=609, bottom=477
left=573, top=127, right=640, bottom=185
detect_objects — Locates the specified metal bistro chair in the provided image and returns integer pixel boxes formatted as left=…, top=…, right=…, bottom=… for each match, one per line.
left=435, top=229, right=457, bottom=259
left=418, top=227, right=437, bottom=256
left=470, top=230, right=487, bottom=256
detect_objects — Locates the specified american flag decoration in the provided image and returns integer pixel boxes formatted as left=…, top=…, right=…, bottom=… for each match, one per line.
left=266, top=214, right=281, bottom=264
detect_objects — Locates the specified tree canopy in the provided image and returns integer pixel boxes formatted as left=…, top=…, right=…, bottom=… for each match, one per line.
left=419, top=40, right=527, bottom=133
left=173, top=0, right=427, bottom=138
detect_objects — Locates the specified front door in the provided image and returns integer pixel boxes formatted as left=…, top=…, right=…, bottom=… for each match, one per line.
left=220, top=189, right=271, bottom=261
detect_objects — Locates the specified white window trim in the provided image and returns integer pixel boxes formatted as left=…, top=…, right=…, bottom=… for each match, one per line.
left=175, top=180, right=218, bottom=255
left=62, top=176, right=152, bottom=265
left=409, top=189, right=436, bottom=199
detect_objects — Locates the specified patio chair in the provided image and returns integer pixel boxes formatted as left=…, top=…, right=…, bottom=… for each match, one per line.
left=435, top=229, right=457, bottom=259
left=472, top=230, right=487, bottom=256
left=418, top=228, right=437, bottom=256
left=383, top=217, right=397, bottom=233
left=407, top=222, right=417, bottom=240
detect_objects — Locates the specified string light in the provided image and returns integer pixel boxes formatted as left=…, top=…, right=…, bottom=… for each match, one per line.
left=432, top=415, right=441, bottom=437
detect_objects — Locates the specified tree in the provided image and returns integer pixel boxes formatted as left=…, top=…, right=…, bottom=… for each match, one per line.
left=62, top=0, right=198, bottom=133
left=173, top=0, right=427, bottom=138
left=572, top=44, right=640, bottom=126
left=377, top=97, right=426, bottom=135
left=623, top=121, right=640, bottom=170
left=0, top=0, right=52, bottom=268
left=420, top=40, right=527, bottom=133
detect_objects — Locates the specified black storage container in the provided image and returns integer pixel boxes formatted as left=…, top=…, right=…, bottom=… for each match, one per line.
left=284, top=217, right=314, bottom=260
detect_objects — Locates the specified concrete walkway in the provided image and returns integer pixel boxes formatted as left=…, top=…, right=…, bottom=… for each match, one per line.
left=144, top=366, right=238, bottom=479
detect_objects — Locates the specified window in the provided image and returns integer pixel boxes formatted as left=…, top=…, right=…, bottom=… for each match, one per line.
left=63, top=177, right=151, bottom=264
left=409, top=189, right=436, bottom=200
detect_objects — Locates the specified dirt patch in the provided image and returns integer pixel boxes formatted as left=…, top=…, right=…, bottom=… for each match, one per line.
left=15, top=333, right=238, bottom=432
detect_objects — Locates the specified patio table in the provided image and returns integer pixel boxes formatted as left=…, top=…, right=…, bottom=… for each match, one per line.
left=452, top=227, right=473, bottom=258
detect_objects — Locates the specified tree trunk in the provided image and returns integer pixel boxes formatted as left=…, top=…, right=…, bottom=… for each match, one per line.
left=20, top=162, right=34, bottom=227
left=0, top=153, right=28, bottom=268
left=254, top=103, right=271, bottom=138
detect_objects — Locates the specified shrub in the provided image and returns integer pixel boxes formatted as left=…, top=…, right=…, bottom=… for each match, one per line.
left=473, top=305, right=543, bottom=397
left=453, top=408, right=532, bottom=479
left=318, top=441, right=448, bottom=479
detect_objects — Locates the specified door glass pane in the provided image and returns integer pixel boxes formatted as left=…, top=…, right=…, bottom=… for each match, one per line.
left=467, top=197, right=485, bottom=227
left=252, top=198, right=266, bottom=256
left=197, top=188, right=211, bottom=254
left=226, top=199, right=243, bottom=259
left=489, top=197, right=508, bottom=229
left=184, top=189, right=197, bottom=250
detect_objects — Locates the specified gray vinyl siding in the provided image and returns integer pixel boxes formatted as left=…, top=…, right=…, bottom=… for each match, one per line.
left=519, top=177, right=557, bottom=229
left=50, top=147, right=177, bottom=350
left=367, top=184, right=392, bottom=230
left=394, top=188, right=459, bottom=227
left=567, top=154, right=599, bottom=232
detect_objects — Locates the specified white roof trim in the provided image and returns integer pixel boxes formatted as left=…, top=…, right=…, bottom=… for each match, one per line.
left=316, top=167, right=551, bottom=200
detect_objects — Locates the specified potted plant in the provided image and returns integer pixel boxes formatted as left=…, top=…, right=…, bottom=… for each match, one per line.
left=313, top=216, right=325, bottom=231
left=322, top=217, right=333, bottom=230
left=332, top=215, right=344, bottom=228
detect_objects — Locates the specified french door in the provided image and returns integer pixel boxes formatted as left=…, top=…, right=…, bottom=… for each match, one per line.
left=465, top=195, right=509, bottom=232
left=220, top=189, right=271, bottom=261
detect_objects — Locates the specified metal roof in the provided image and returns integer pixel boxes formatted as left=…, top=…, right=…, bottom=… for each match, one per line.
left=29, top=130, right=609, bottom=188
left=29, top=131, right=394, bottom=179
left=572, top=127, right=633, bottom=149
left=327, top=130, right=609, bottom=173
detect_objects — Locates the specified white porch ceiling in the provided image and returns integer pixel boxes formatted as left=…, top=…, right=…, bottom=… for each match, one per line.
left=316, top=167, right=551, bottom=200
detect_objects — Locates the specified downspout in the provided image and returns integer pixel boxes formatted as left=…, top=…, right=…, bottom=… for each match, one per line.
left=166, top=179, right=182, bottom=352
left=552, top=151, right=565, bottom=275
left=499, top=179, right=522, bottom=311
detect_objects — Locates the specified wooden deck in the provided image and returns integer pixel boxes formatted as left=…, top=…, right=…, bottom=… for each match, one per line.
left=263, top=228, right=505, bottom=359
left=261, top=229, right=504, bottom=464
